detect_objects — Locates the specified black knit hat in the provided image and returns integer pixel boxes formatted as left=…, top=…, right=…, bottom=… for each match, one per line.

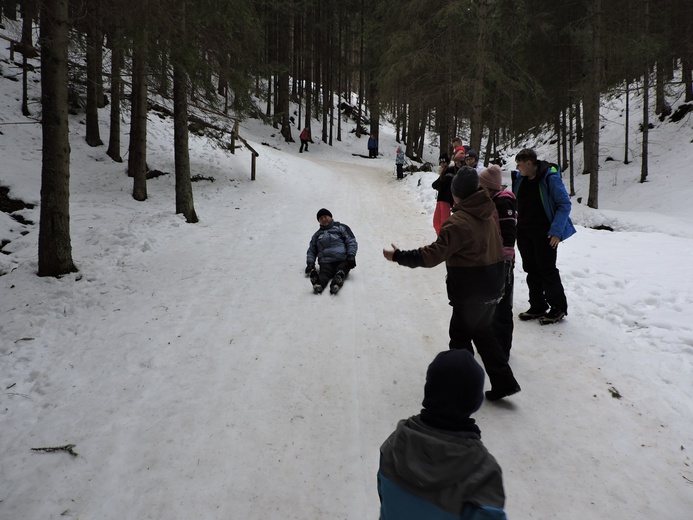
left=451, top=166, right=480, bottom=199
left=421, top=350, right=485, bottom=429
left=316, top=208, right=332, bottom=220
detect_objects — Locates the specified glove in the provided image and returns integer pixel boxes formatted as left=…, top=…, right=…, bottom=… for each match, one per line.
left=305, top=264, right=314, bottom=275
left=346, top=256, right=356, bottom=269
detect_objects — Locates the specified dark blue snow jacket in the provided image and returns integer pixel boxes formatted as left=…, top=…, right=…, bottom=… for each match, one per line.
left=306, top=221, right=358, bottom=265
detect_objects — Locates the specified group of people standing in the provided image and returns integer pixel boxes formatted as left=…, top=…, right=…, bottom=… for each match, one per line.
left=379, top=143, right=575, bottom=519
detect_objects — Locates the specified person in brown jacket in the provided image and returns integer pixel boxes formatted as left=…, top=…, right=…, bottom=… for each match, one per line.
left=383, top=167, right=521, bottom=401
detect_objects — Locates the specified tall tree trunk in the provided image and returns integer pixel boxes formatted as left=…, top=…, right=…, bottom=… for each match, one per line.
left=561, top=107, right=568, bottom=171
left=38, top=0, right=76, bottom=277
left=157, top=49, right=169, bottom=98
left=85, top=0, right=103, bottom=147
left=265, top=74, right=271, bottom=118
left=624, top=79, right=630, bottom=164
left=322, top=40, right=329, bottom=144
left=4, top=0, right=16, bottom=20
left=355, top=2, right=364, bottom=138
left=20, top=0, right=35, bottom=116
left=128, top=28, right=148, bottom=201
left=567, top=102, right=575, bottom=196
left=654, top=61, right=671, bottom=118
left=336, top=10, right=343, bottom=142
left=106, top=25, right=123, bottom=162
left=640, top=1, right=650, bottom=183
left=585, top=0, right=602, bottom=209
left=172, top=2, right=198, bottom=224
left=368, top=70, right=379, bottom=145
left=401, top=102, right=407, bottom=145
left=277, top=9, right=292, bottom=142
left=555, top=113, right=562, bottom=171
left=436, top=95, right=451, bottom=158
left=96, top=28, right=105, bottom=108
left=469, top=0, right=488, bottom=153
left=303, top=24, right=313, bottom=131
left=684, top=0, right=693, bottom=102
left=683, top=56, right=693, bottom=102
left=417, top=114, right=426, bottom=159
left=327, top=28, right=334, bottom=146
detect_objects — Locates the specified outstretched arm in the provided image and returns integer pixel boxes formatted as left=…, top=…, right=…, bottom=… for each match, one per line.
left=383, top=244, right=425, bottom=268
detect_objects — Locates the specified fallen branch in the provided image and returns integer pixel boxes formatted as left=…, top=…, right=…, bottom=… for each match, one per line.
left=31, top=444, right=78, bottom=457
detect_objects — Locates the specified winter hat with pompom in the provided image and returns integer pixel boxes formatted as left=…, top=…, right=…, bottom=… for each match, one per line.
left=479, top=164, right=503, bottom=191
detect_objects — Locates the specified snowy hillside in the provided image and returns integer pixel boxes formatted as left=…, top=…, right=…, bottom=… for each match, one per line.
left=2, top=21, right=693, bottom=520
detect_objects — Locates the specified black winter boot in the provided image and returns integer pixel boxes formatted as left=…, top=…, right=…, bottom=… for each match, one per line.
left=539, top=307, right=566, bottom=325
left=518, top=307, right=548, bottom=321
left=330, top=270, right=345, bottom=295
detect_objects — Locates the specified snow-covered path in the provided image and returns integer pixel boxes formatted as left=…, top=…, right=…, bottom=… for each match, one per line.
left=1, top=148, right=450, bottom=518
left=2, top=128, right=693, bottom=519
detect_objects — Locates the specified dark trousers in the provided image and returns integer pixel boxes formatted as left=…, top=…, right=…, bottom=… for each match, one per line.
left=493, top=261, right=515, bottom=359
left=449, top=303, right=518, bottom=391
left=396, top=163, right=404, bottom=179
left=517, top=228, right=568, bottom=313
left=299, top=139, right=308, bottom=152
left=368, top=147, right=377, bottom=158
left=317, top=261, right=349, bottom=288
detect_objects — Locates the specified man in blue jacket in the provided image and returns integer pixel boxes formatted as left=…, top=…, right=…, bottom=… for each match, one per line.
left=306, top=208, right=358, bottom=295
left=512, top=148, right=576, bottom=325
left=378, top=349, right=508, bottom=520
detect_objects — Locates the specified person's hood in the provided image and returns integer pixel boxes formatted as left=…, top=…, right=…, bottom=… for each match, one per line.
left=452, top=190, right=496, bottom=221
left=388, top=417, right=489, bottom=489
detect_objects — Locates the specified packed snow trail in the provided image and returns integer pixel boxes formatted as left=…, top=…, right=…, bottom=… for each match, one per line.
left=2, top=137, right=691, bottom=518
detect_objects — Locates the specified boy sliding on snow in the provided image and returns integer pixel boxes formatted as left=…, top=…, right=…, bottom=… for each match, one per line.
left=306, top=209, right=358, bottom=295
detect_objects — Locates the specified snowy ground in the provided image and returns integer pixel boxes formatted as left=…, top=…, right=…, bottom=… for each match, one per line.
left=2, top=25, right=693, bottom=519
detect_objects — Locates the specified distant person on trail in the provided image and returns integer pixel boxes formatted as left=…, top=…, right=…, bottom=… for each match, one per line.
left=479, top=165, right=517, bottom=358
left=431, top=153, right=455, bottom=235
left=383, top=167, right=521, bottom=401
left=299, top=127, right=311, bottom=153
left=395, top=146, right=405, bottom=180
left=306, top=209, right=358, bottom=295
left=512, top=148, right=576, bottom=325
left=368, top=133, right=378, bottom=158
left=378, top=349, right=509, bottom=520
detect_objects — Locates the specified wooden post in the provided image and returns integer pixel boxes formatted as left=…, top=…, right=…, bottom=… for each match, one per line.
left=229, top=123, right=259, bottom=180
